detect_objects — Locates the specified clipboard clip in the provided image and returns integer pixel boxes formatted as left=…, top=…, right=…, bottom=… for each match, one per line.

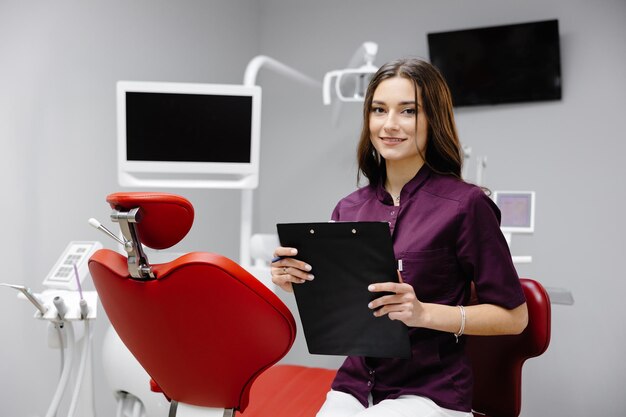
left=307, top=226, right=359, bottom=235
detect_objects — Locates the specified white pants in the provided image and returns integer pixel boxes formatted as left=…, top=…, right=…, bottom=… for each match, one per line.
left=315, top=390, right=472, bottom=417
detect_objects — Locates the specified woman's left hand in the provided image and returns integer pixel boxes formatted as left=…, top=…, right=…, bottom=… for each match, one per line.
left=367, top=272, right=427, bottom=328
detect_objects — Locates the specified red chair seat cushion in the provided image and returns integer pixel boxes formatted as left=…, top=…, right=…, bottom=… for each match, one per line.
left=240, top=365, right=336, bottom=417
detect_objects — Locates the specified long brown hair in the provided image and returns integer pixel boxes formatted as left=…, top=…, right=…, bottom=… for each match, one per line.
left=357, top=58, right=463, bottom=186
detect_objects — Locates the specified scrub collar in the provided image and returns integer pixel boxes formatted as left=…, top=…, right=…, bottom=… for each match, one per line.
left=375, top=164, right=432, bottom=205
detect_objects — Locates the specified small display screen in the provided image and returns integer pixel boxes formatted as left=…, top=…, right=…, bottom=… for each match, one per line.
left=125, top=92, right=252, bottom=163
left=497, top=193, right=533, bottom=228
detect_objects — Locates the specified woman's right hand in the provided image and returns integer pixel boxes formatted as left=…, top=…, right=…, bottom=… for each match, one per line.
left=270, top=247, right=314, bottom=293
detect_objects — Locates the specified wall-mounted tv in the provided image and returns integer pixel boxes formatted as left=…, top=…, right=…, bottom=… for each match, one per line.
left=427, top=19, right=562, bottom=107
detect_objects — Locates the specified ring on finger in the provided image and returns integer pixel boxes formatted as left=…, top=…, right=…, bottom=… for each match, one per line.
left=283, top=267, right=287, bottom=274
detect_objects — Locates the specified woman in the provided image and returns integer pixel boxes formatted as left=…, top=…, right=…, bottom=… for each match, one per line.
left=271, top=58, right=528, bottom=417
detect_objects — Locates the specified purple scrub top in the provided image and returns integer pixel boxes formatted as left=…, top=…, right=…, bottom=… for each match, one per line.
left=329, top=165, right=526, bottom=412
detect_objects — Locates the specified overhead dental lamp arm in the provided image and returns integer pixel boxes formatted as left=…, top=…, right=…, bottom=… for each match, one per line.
left=239, top=55, right=320, bottom=269
left=243, top=55, right=321, bottom=88
left=347, top=41, right=378, bottom=69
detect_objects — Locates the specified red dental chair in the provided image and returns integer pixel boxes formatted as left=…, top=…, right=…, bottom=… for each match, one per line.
left=89, top=192, right=550, bottom=417
left=464, top=278, right=551, bottom=417
left=89, top=192, right=297, bottom=417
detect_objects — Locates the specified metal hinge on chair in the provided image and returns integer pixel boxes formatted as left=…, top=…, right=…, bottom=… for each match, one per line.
left=111, top=207, right=155, bottom=280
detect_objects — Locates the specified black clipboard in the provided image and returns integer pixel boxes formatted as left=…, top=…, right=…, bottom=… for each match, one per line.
left=277, top=221, right=411, bottom=359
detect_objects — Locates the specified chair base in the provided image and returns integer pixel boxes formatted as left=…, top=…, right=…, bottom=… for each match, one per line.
left=171, top=402, right=234, bottom=417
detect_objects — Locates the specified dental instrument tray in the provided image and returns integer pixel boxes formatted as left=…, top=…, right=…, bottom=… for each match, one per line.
left=277, top=221, right=411, bottom=359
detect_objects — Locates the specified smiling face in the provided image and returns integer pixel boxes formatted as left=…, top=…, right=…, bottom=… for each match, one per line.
left=369, top=76, right=428, bottom=172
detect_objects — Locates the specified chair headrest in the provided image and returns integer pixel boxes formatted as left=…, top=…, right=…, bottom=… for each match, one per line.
left=106, top=192, right=194, bottom=250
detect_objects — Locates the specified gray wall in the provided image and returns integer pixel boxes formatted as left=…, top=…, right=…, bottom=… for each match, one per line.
left=0, top=0, right=624, bottom=416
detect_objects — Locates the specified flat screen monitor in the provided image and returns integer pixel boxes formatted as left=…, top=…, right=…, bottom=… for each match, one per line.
left=427, top=19, right=562, bottom=107
left=117, top=81, right=261, bottom=189
left=493, top=191, right=535, bottom=234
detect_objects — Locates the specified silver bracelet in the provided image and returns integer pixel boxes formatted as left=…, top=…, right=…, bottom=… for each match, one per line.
left=454, top=305, right=466, bottom=343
